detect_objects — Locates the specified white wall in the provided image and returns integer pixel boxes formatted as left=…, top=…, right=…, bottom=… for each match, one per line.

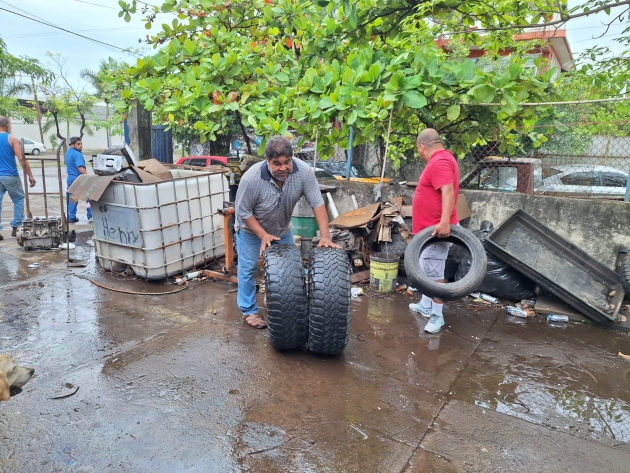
left=9, top=120, right=124, bottom=152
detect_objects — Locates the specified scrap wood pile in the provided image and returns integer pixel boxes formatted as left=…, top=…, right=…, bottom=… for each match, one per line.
left=325, top=197, right=413, bottom=280
left=330, top=196, right=412, bottom=245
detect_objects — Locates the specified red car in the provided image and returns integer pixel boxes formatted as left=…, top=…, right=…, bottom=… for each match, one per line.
left=175, top=156, right=229, bottom=166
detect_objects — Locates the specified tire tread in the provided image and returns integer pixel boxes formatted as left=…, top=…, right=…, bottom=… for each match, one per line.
left=307, top=248, right=352, bottom=355
left=263, top=244, right=309, bottom=350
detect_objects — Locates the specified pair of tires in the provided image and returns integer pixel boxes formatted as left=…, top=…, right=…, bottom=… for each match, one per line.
left=263, top=245, right=352, bottom=355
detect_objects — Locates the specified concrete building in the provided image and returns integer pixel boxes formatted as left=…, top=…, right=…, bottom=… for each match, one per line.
left=436, top=18, right=575, bottom=75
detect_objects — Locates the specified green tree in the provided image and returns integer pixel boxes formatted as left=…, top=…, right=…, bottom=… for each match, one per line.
left=40, top=53, right=97, bottom=150
left=0, top=36, right=50, bottom=123
left=81, top=58, right=128, bottom=146
left=540, top=31, right=630, bottom=156
left=108, top=0, right=629, bottom=167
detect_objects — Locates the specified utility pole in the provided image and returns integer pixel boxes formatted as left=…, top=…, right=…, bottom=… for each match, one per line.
left=31, top=75, right=44, bottom=144
left=105, top=103, right=111, bottom=147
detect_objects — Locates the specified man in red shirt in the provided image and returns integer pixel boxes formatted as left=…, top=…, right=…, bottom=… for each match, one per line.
left=409, top=129, right=459, bottom=333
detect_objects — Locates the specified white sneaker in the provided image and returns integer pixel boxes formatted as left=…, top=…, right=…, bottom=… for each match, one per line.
left=409, top=302, right=432, bottom=318
left=424, top=314, right=445, bottom=333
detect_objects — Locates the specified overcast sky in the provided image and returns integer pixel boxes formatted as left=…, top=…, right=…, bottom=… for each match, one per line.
left=0, top=0, right=627, bottom=90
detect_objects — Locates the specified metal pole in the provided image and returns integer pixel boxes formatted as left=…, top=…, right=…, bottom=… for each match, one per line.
left=220, top=207, right=236, bottom=271
left=312, top=131, right=318, bottom=172
left=56, top=140, right=67, bottom=229
left=625, top=164, right=630, bottom=202
left=41, top=159, right=48, bottom=217
left=21, top=139, right=32, bottom=218
left=345, top=126, right=354, bottom=181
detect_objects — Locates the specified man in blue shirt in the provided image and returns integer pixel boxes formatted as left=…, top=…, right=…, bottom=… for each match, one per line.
left=65, top=136, right=92, bottom=223
left=0, top=116, right=36, bottom=241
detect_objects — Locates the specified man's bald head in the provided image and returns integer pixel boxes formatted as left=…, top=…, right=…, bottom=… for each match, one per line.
left=0, top=116, right=10, bottom=131
left=416, top=128, right=442, bottom=147
left=416, top=128, right=444, bottom=162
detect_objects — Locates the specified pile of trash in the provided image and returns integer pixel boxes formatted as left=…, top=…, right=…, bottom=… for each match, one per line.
left=451, top=220, right=537, bottom=301
left=93, top=143, right=229, bottom=184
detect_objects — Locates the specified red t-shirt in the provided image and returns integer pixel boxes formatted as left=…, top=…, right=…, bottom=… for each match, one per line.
left=412, top=149, right=460, bottom=233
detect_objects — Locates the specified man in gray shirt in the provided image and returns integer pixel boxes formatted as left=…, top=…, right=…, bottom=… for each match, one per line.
left=235, top=136, right=340, bottom=328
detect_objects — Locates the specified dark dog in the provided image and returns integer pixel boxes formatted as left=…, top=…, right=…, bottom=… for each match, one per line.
left=0, top=354, right=34, bottom=401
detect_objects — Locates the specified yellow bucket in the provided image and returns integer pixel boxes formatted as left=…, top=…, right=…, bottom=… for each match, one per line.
left=369, top=253, right=399, bottom=293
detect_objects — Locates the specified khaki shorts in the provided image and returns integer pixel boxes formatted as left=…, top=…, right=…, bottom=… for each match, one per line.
left=420, top=241, right=452, bottom=281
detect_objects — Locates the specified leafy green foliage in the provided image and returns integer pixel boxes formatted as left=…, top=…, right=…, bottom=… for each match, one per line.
left=40, top=53, right=98, bottom=142
left=540, top=69, right=630, bottom=155
left=109, top=0, right=569, bottom=166
left=0, top=37, right=50, bottom=122
left=81, top=58, right=129, bottom=143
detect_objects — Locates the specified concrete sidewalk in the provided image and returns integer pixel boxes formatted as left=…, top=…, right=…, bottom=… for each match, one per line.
left=1, top=228, right=630, bottom=472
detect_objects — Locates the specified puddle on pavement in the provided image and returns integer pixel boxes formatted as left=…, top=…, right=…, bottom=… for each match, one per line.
left=453, top=319, right=630, bottom=447
left=466, top=370, right=630, bottom=444
left=0, top=229, right=95, bottom=286
left=5, top=235, right=630, bottom=471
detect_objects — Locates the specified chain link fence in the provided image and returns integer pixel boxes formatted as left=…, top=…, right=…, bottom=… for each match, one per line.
left=328, top=103, right=630, bottom=200
left=180, top=102, right=630, bottom=200
left=447, top=103, right=630, bottom=200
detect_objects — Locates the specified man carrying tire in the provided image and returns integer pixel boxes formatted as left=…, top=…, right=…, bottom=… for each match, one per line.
left=409, top=129, right=459, bottom=333
left=234, top=136, right=340, bottom=329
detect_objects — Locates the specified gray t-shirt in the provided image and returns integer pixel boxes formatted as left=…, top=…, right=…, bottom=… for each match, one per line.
left=235, top=158, right=325, bottom=237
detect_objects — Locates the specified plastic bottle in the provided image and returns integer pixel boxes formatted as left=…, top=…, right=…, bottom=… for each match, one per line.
left=471, top=292, right=498, bottom=304
left=507, top=306, right=528, bottom=318
left=547, top=314, right=569, bottom=323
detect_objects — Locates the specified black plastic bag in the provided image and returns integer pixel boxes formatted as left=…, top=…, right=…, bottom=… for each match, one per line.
left=113, top=168, right=142, bottom=183
left=455, top=230, right=536, bottom=301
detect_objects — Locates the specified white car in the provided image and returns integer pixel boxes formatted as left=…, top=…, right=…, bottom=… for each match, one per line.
left=22, top=138, right=46, bottom=155
left=542, top=165, right=629, bottom=198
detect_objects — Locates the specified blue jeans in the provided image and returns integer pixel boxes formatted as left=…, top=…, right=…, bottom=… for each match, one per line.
left=236, top=229, right=295, bottom=316
left=0, top=175, right=25, bottom=231
left=67, top=177, right=92, bottom=220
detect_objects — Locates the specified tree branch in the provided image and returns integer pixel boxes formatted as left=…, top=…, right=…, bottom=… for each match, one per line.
left=235, top=110, right=252, bottom=155
left=446, top=0, right=630, bottom=34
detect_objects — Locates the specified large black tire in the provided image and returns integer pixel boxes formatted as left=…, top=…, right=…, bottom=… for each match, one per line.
left=622, top=254, right=630, bottom=300
left=263, top=244, right=309, bottom=350
left=404, top=225, right=487, bottom=301
left=307, top=248, right=352, bottom=355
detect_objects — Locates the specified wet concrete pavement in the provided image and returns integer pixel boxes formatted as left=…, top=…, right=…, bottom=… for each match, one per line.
left=2, top=225, right=630, bottom=472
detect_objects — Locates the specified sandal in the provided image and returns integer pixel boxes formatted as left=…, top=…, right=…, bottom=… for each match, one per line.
left=244, top=314, right=267, bottom=329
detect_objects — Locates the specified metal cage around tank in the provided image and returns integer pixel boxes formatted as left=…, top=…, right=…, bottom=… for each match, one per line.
left=91, top=169, right=229, bottom=280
